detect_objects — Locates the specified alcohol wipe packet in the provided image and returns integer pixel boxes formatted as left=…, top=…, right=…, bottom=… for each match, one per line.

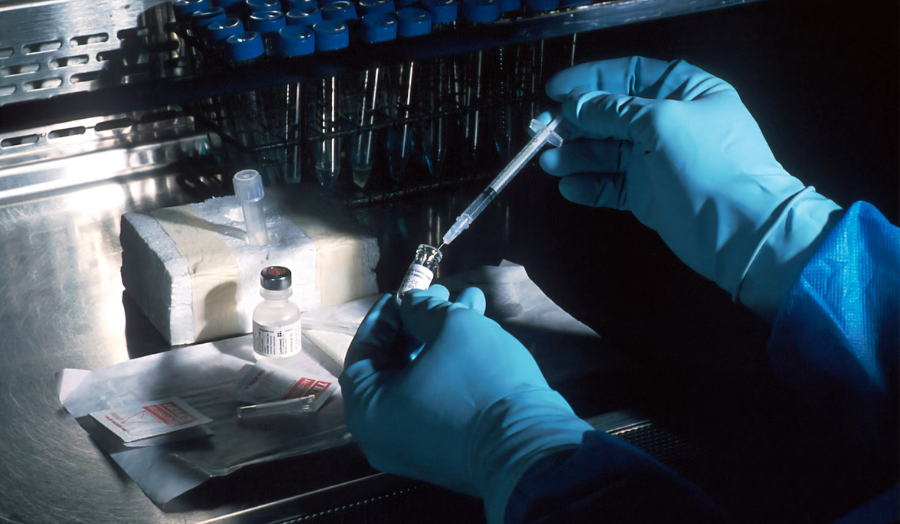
left=90, top=397, right=212, bottom=443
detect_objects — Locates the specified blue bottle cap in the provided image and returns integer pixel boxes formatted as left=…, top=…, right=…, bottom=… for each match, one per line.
left=174, top=0, right=211, bottom=19
left=396, top=7, right=431, bottom=37
left=423, top=0, right=456, bottom=24
left=277, top=26, right=315, bottom=55
left=214, top=0, right=244, bottom=9
left=286, top=6, right=323, bottom=25
left=226, top=31, right=265, bottom=60
left=462, top=0, right=498, bottom=22
left=248, top=10, right=286, bottom=33
left=358, top=0, right=395, bottom=15
left=395, top=0, right=416, bottom=8
left=283, top=0, right=315, bottom=10
left=360, top=13, right=397, bottom=42
left=499, top=0, right=520, bottom=12
left=191, top=7, right=227, bottom=30
left=559, top=0, right=589, bottom=5
left=311, top=20, right=349, bottom=50
left=525, top=0, right=558, bottom=11
left=245, top=0, right=281, bottom=13
left=208, top=17, right=245, bottom=41
left=321, top=1, right=357, bottom=22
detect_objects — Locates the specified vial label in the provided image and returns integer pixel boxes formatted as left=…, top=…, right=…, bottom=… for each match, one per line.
left=253, top=319, right=302, bottom=358
left=397, top=263, right=434, bottom=303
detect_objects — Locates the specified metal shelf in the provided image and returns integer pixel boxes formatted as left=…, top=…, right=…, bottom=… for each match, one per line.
left=0, top=0, right=760, bottom=133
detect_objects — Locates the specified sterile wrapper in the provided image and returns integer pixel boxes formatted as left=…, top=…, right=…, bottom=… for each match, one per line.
left=233, top=360, right=337, bottom=412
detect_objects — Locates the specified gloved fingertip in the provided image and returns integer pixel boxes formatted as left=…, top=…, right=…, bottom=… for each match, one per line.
left=454, top=287, right=486, bottom=315
left=539, top=149, right=564, bottom=176
left=558, top=174, right=599, bottom=207
left=426, top=284, right=450, bottom=301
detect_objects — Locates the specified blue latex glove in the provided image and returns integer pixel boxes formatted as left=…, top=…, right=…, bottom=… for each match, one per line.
left=540, top=57, right=845, bottom=321
left=339, top=286, right=593, bottom=524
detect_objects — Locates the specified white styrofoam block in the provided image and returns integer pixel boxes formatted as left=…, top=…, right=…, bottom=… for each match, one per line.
left=121, top=195, right=379, bottom=345
left=121, top=211, right=193, bottom=342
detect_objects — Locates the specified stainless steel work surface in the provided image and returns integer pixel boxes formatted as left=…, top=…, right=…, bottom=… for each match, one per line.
left=0, top=172, right=246, bottom=524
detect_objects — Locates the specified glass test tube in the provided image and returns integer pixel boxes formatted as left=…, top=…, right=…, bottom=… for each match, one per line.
left=351, top=11, right=397, bottom=189
left=311, top=21, right=351, bottom=189
left=277, top=24, right=316, bottom=184
left=386, top=8, right=431, bottom=182
left=461, top=0, right=500, bottom=168
left=420, top=0, right=457, bottom=179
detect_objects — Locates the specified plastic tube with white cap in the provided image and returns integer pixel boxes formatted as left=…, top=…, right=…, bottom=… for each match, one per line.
left=233, top=169, right=269, bottom=245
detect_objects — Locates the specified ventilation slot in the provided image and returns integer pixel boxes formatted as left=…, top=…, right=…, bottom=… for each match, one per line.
left=94, top=118, right=133, bottom=132
left=24, top=40, right=62, bottom=54
left=0, top=48, right=13, bottom=59
left=140, top=110, right=180, bottom=124
left=1, top=63, right=40, bottom=76
left=70, top=33, right=109, bottom=47
left=0, top=85, right=15, bottom=96
left=49, top=126, right=86, bottom=139
left=50, top=55, right=89, bottom=68
left=121, top=72, right=149, bottom=84
left=1, top=134, right=40, bottom=148
left=70, top=71, right=102, bottom=84
left=117, top=27, right=151, bottom=40
left=23, top=78, right=62, bottom=91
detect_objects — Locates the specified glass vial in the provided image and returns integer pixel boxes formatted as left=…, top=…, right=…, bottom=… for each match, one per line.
left=253, top=266, right=302, bottom=359
left=397, top=244, right=443, bottom=304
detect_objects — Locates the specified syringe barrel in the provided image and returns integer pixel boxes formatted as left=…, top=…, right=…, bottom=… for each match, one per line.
left=464, top=188, right=497, bottom=221
left=488, top=118, right=562, bottom=195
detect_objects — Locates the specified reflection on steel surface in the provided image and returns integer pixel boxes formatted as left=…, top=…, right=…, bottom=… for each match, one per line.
left=0, top=107, right=207, bottom=201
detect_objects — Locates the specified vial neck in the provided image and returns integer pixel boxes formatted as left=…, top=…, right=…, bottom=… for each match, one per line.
left=261, top=288, right=292, bottom=301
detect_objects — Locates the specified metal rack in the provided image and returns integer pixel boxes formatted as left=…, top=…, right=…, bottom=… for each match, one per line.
left=0, top=0, right=760, bottom=203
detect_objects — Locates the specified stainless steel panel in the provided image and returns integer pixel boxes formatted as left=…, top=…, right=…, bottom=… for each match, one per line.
left=0, top=0, right=178, bottom=105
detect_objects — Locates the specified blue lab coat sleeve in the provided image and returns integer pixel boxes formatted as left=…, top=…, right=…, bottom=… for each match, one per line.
left=767, top=201, right=899, bottom=451
left=504, top=202, right=897, bottom=524
left=504, top=431, right=731, bottom=524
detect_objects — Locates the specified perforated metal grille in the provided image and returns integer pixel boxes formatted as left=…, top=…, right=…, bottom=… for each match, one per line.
left=0, top=0, right=183, bottom=106
left=610, top=422, right=703, bottom=471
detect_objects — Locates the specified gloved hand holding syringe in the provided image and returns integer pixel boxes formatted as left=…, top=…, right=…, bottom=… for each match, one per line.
left=438, top=113, right=570, bottom=250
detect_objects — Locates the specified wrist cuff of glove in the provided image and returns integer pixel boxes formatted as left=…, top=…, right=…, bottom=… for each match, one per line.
left=469, top=389, right=593, bottom=524
left=735, top=186, right=844, bottom=322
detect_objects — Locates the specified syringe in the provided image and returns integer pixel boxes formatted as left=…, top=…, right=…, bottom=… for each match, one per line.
left=440, top=114, right=566, bottom=249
